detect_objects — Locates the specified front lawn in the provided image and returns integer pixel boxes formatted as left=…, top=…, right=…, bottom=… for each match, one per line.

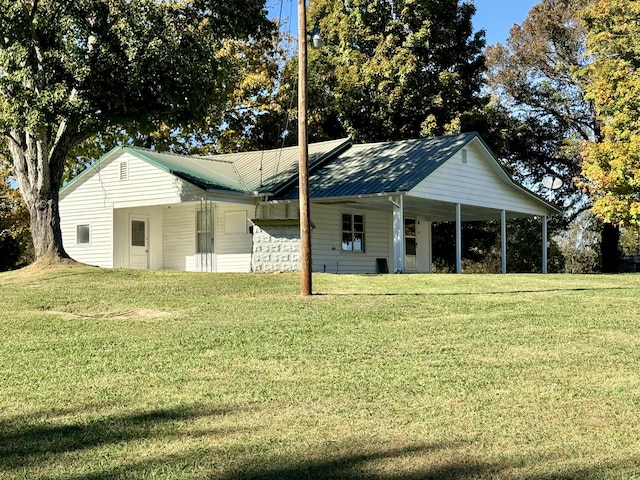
left=1, top=267, right=639, bottom=479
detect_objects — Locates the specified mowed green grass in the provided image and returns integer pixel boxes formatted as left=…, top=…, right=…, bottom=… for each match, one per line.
left=1, top=266, right=640, bottom=479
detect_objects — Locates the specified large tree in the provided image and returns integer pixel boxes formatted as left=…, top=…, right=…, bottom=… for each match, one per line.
left=485, top=0, right=622, bottom=271
left=0, top=0, right=272, bottom=263
left=486, top=0, right=594, bottom=206
left=581, top=0, right=640, bottom=227
left=302, top=0, right=487, bottom=143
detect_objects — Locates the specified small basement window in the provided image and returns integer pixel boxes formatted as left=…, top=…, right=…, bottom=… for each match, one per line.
left=77, top=224, right=90, bottom=245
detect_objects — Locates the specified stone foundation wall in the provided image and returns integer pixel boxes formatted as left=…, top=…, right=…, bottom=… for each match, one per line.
left=251, top=222, right=301, bottom=272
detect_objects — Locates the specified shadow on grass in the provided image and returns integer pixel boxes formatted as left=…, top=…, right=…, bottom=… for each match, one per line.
left=317, top=286, right=633, bottom=297
left=41, top=443, right=640, bottom=480
left=0, top=403, right=248, bottom=472
left=223, top=460, right=640, bottom=480
left=2, top=405, right=638, bottom=480
left=219, top=443, right=494, bottom=480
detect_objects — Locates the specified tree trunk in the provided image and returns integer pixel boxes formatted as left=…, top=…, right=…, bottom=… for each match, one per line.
left=601, top=222, right=620, bottom=273
left=7, top=129, right=72, bottom=262
left=24, top=188, right=69, bottom=260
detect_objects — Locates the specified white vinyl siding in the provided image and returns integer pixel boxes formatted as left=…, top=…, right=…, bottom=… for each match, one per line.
left=163, top=203, right=197, bottom=271
left=162, top=202, right=252, bottom=272
left=409, top=141, right=549, bottom=216
left=109, top=153, right=203, bottom=207
left=310, top=203, right=391, bottom=274
left=60, top=151, right=195, bottom=268
left=60, top=172, right=114, bottom=268
left=61, top=151, right=204, bottom=208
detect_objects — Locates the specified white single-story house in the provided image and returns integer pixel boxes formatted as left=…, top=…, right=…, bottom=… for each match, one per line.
left=59, top=132, right=561, bottom=274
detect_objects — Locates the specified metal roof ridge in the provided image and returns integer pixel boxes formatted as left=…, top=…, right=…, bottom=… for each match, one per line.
left=120, top=145, right=236, bottom=165
left=269, top=138, right=353, bottom=197
left=232, top=161, right=250, bottom=192
left=349, top=132, right=476, bottom=147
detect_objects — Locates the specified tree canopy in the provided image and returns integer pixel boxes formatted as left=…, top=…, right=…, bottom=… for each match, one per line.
left=581, top=0, right=640, bottom=227
left=302, top=0, right=487, bottom=143
left=0, top=0, right=273, bottom=261
left=485, top=0, right=595, bottom=209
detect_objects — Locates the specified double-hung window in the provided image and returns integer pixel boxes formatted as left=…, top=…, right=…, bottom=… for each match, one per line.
left=196, top=210, right=214, bottom=253
left=342, top=213, right=365, bottom=252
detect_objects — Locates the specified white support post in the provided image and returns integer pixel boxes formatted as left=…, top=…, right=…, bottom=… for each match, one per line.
left=542, top=215, right=548, bottom=274
left=427, top=221, right=433, bottom=273
left=456, top=203, right=462, bottom=274
left=501, top=209, right=507, bottom=274
left=391, top=196, right=404, bottom=273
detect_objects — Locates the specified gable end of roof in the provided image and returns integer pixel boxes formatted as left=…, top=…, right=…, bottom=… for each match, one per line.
left=60, top=146, right=126, bottom=197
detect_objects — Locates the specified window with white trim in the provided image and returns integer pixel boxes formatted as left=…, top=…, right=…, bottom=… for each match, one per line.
left=341, top=213, right=365, bottom=252
left=76, top=224, right=90, bottom=245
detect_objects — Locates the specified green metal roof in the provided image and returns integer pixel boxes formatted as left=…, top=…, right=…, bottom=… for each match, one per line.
left=60, top=133, right=558, bottom=214
left=61, top=138, right=351, bottom=195
left=124, top=147, right=245, bottom=192
left=201, top=138, right=351, bottom=192
left=276, top=132, right=478, bottom=200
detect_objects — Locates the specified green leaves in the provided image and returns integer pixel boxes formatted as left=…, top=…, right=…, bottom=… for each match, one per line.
left=484, top=0, right=596, bottom=211
left=0, top=0, right=274, bottom=137
left=581, top=0, right=640, bottom=226
left=305, top=0, right=487, bottom=143
left=0, top=0, right=274, bottom=258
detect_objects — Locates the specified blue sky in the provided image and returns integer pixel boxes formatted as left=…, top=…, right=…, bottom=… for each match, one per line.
left=266, top=0, right=540, bottom=47
left=472, top=0, right=539, bottom=45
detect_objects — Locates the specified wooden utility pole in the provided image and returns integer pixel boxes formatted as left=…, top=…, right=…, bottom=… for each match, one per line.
left=298, top=0, right=312, bottom=295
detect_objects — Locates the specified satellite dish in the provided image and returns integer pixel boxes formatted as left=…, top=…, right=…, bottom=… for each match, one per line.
left=542, top=175, right=563, bottom=190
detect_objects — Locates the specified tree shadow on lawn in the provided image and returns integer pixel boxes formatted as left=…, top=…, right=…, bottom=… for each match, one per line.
left=2, top=406, right=637, bottom=479
left=39, top=442, right=640, bottom=480
left=217, top=446, right=640, bottom=480
left=0, top=403, right=249, bottom=472
left=318, top=286, right=633, bottom=297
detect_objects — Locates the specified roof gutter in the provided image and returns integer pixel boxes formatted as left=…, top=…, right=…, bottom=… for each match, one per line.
left=204, top=188, right=253, bottom=199
left=264, top=191, right=408, bottom=204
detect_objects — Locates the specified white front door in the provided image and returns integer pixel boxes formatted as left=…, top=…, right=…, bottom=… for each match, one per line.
left=129, top=215, right=149, bottom=269
left=405, top=218, right=417, bottom=271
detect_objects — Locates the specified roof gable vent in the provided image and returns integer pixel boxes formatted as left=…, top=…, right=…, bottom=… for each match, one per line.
left=119, top=161, right=128, bottom=181
left=462, top=149, right=468, bottom=164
